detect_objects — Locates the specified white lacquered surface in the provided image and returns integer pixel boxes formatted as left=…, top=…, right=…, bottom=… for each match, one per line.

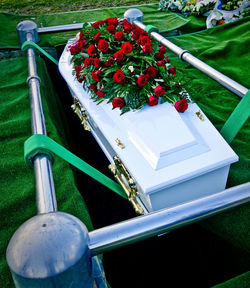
left=59, top=42, right=238, bottom=196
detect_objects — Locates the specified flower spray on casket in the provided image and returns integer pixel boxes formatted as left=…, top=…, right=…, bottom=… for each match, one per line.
left=69, top=17, right=190, bottom=115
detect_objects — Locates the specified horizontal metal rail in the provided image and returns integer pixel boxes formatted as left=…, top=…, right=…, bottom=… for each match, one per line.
left=38, top=23, right=84, bottom=33
left=89, top=182, right=250, bottom=255
left=34, top=17, right=248, bottom=98
left=133, top=20, right=248, bottom=98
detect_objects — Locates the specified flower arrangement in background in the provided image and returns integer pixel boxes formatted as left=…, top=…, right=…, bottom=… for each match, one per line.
left=206, top=0, right=250, bottom=28
left=69, top=17, right=189, bottom=114
left=159, top=0, right=216, bottom=15
left=221, top=0, right=244, bottom=10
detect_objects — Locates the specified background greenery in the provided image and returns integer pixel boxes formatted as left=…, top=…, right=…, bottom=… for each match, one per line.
left=1, top=0, right=157, bottom=14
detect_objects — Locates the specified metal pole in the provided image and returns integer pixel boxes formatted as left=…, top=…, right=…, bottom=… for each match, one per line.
left=18, top=21, right=57, bottom=214
left=123, top=9, right=248, bottom=98
left=89, top=182, right=250, bottom=255
left=38, top=23, right=84, bottom=33
left=7, top=21, right=95, bottom=288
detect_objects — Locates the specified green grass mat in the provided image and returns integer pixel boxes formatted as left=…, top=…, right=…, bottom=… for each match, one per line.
left=212, top=271, right=250, bottom=288
left=0, top=4, right=189, bottom=47
left=0, top=57, right=94, bottom=287
left=164, top=16, right=250, bottom=253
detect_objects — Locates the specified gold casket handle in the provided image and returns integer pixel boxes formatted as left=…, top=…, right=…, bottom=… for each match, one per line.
left=109, top=156, right=144, bottom=215
left=71, top=97, right=91, bottom=131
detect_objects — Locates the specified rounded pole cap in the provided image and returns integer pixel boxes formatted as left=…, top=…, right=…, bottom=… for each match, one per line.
left=16, top=20, right=40, bottom=43
left=7, top=212, right=93, bottom=287
left=124, top=8, right=144, bottom=23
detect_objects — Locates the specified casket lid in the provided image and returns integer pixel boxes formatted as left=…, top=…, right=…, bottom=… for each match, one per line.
left=59, top=42, right=238, bottom=195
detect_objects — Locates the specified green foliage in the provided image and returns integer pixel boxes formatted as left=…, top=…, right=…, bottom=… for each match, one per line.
left=222, top=0, right=243, bottom=11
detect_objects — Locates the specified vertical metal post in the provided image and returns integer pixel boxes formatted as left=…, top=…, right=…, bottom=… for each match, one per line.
left=24, top=24, right=57, bottom=214
left=6, top=21, right=94, bottom=288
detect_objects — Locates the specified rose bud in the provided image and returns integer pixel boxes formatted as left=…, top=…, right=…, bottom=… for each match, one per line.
left=97, top=39, right=109, bottom=52
left=159, top=45, right=166, bottom=54
left=174, top=99, right=188, bottom=113
left=114, top=31, right=125, bottom=41
left=154, top=86, right=166, bottom=97
left=136, top=74, right=148, bottom=87
left=112, top=97, right=125, bottom=108
left=168, top=66, right=176, bottom=75
left=97, top=88, right=105, bottom=97
left=87, top=44, right=97, bottom=56
left=148, top=96, right=158, bottom=106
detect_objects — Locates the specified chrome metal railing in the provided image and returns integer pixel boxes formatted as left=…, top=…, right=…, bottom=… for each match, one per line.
left=6, top=9, right=250, bottom=288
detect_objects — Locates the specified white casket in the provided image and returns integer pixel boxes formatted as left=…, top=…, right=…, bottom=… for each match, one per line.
left=59, top=40, right=238, bottom=214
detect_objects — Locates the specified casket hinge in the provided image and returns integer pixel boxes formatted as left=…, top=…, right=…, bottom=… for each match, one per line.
left=115, top=138, right=125, bottom=149
left=71, top=97, right=91, bottom=131
left=109, top=155, right=144, bottom=215
left=196, top=110, right=205, bottom=121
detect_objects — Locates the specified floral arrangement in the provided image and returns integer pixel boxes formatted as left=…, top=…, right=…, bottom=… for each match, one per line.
left=221, top=0, right=244, bottom=10
left=159, top=0, right=216, bottom=15
left=206, top=0, right=250, bottom=28
left=69, top=17, right=189, bottom=114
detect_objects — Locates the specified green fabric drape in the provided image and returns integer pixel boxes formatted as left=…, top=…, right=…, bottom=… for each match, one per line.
left=0, top=57, right=94, bottom=287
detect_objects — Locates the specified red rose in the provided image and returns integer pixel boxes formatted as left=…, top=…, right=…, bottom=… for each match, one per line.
left=78, top=32, right=84, bottom=39
left=121, top=42, right=134, bottom=54
left=84, top=57, right=93, bottom=67
left=137, top=35, right=151, bottom=46
left=142, top=43, right=152, bottom=55
left=120, top=19, right=133, bottom=33
left=113, top=69, right=126, bottom=84
left=154, top=86, right=166, bottom=97
left=166, top=56, right=171, bottom=63
left=79, top=39, right=86, bottom=49
left=131, top=28, right=148, bottom=40
left=97, top=88, right=105, bottom=97
left=107, top=25, right=116, bottom=34
left=94, top=58, right=102, bottom=69
left=105, top=57, right=115, bottom=66
left=113, top=50, right=124, bottom=61
left=112, top=97, right=125, bottom=108
left=159, top=46, right=166, bottom=54
left=168, top=66, right=176, bottom=76
left=97, top=39, right=109, bottom=52
left=154, top=52, right=164, bottom=60
left=75, top=65, right=85, bottom=83
left=156, top=59, right=166, bottom=68
left=114, top=31, right=125, bottom=41
left=174, top=99, right=188, bottom=113
left=92, top=21, right=105, bottom=29
left=70, top=44, right=80, bottom=55
left=148, top=96, right=158, bottom=106
left=105, top=17, right=119, bottom=27
left=87, top=44, right=97, bottom=56
left=145, top=66, right=158, bottom=78
left=91, top=70, right=101, bottom=82
left=136, top=74, right=149, bottom=87
left=123, top=23, right=133, bottom=33
left=93, top=32, right=101, bottom=42
left=89, top=84, right=97, bottom=92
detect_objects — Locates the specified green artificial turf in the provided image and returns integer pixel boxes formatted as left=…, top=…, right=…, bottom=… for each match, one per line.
left=163, top=16, right=250, bottom=253
left=0, top=4, right=189, bottom=47
left=0, top=5, right=249, bottom=288
left=212, top=271, right=250, bottom=288
left=0, top=56, right=94, bottom=287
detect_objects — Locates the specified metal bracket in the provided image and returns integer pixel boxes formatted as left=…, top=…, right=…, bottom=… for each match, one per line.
left=109, top=155, right=144, bottom=215
left=71, top=97, right=91, bottom=131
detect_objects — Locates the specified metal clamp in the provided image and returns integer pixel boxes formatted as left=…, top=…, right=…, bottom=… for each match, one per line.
left=109, top=156, right=144, bottom=215
left=71, top=97, right=91, bottom=131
